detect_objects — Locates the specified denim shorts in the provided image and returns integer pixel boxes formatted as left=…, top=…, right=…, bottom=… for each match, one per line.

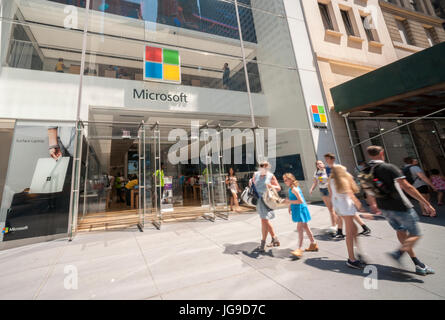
left=319, top=188, right=329, bottom=197
left=380, top=207, right=421, bottom=236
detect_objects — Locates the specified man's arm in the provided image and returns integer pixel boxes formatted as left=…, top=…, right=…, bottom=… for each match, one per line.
left=398, top=178, right=436, bottom=216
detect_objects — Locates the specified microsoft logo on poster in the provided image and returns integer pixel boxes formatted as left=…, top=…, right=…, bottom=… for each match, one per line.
left=311, top=105, right=328, bottom=128
left=2, top=227, right=8, bottom=234
left=144, top=46, right=181, bottom=84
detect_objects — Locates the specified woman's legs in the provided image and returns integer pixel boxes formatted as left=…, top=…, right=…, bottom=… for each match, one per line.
left=297, top=222, right=304, bottom=249
left=232, top=191, right=240, bottom=210
left=438, top=191, right=443, bottom=204
left=261, top=219, right=268, bottom=241
left=344, top=216, right=357, bottom=261
left=322, top=196, right=337, bottom=227
left=266, top=219, right=276, bottom=239
left=230, top=196, right=234, bottom=211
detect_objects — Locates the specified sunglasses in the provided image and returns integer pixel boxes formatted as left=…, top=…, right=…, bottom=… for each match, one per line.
left=259, top=164, right=268, bottom=168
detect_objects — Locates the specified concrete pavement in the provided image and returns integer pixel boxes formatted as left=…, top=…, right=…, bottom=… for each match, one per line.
left=1, top=203, right=444, bottom=300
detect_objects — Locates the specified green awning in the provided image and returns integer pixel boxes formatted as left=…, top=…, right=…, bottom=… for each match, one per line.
left=331, top=42, right=445, bottom=114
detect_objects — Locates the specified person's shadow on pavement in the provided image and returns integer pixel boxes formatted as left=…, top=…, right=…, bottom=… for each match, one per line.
left=304, top=257, right=424, bottom=283
left=223, top=242, right=296, bottom=260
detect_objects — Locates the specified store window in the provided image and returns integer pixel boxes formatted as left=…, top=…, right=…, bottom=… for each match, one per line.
left=0, top=121, right=76, bottom=242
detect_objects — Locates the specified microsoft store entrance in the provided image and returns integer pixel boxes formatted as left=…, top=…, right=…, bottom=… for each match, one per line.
left=72, top=119, right=256, bottom=234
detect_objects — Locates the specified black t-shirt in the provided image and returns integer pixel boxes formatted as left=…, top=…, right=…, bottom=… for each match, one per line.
left=371, top=161, right=413, bottom=212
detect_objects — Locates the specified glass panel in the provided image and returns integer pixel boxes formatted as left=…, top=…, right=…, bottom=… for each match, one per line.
left=237, top=0, right=286, bottom=16
left=238, top=5, right=296, bottom=68
left=0, top=120, right=75, bottom=242
left=0, top=20, right=83, bottom=120
left=82, top=33, right=248, bottom=91
left=209, top=129, right=228, bottom=217
left=222, top=127, right=256, bottom=213
left=410, top=120, right=445, bottom=174
left=138, top=124, right=145, bottom=228
left=379, top=120, right=417, bottom=168
left=198, top=128, right=213, bottom=219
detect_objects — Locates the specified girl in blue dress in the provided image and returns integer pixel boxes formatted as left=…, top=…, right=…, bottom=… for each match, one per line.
left=283, top=173, right=318, bottom=258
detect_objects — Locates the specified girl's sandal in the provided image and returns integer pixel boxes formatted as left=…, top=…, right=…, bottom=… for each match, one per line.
left=266, top=238, right=280, bottom=247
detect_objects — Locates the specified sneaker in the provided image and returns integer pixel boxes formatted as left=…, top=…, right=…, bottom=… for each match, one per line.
left=291, top=248, right=303, bottom=258
left=333, top=233, right=345, bottom=240
left=346, top=259, right=365, bottom=269
left=327, top=226, right=337, bottom=235
left=359, top=228, right=371, bottom=236
left=415, top=265, right=435, bottom=276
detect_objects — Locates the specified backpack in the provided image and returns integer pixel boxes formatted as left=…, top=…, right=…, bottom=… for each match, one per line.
left=357, top=164, right=392, bottom=198
left=402, top=165, right=418, bottom=185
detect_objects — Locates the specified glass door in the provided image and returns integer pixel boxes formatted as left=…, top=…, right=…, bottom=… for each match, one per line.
left=199, top=128, right=215, bottom=222
left=210, top=129, right=228, bottom=219
left=68, top=121, right=84, bottom=239
left=137, top=123, right=146, bottom=230
left=148, top=124, right=162, bottom=229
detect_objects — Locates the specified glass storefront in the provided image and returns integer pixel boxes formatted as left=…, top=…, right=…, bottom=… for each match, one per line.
left=348, top=118, right=445, bottom=174
left=0, top=0, right=322, bottom=246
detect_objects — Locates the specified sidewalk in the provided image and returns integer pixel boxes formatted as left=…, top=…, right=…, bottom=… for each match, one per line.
left=1, top=204, right=444, bottom=300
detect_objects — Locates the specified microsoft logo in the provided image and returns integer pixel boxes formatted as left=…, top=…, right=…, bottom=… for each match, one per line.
left=311, top=105, right=328, bottom=128
left=2, top=227, right=8, bottom=234
left=144, top=46, right=181, bottom=84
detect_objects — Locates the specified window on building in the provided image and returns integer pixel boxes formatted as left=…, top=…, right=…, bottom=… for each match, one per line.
left=318, top=3, right=334, bottom=30
left=409, top=0, right=424, bottom=12
left=361, top=15, right=375, bottom=41
left=425, top=27, right=438, bottom=46
left=396, top=19, right=414, bottom=45
left=341, top=9, right=356, bottom=36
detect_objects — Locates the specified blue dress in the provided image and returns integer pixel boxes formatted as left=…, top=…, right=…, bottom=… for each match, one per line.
left=289, top=186, right=311, bottom=223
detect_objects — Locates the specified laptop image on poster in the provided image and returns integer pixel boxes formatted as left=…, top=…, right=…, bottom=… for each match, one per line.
left=29, top=157, right=70, bottom=194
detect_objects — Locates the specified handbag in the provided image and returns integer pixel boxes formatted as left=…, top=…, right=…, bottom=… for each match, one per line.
left=240, top=180, right=259, bottom=206
left=262, top=186, right=285, bottom=210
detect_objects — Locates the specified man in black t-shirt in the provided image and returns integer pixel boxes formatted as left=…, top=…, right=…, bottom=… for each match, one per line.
left=364, top=146, right=436, bottom=276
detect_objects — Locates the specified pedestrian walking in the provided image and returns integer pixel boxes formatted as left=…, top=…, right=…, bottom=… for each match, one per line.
left=251, top=160, right=281, bottom=252
left=325, top=153, right=371, bottom=239
left=430, top=169, right=445, bottom=206
left=402, top=157, right=437, bottom=217
left=309, top=160, right=337, bottom=235
left=283, top=173, right=318, bottom=258
left=328, top=164, right=367, bottom=269
left=364, top=146, right=435, bottom=275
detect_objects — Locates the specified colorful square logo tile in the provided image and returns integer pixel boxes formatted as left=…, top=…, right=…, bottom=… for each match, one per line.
left=311, top=105, right=328, bottom=127
left=144, top=46, right=181, bottom=84
left=2, top=227, right=8, bottom=234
